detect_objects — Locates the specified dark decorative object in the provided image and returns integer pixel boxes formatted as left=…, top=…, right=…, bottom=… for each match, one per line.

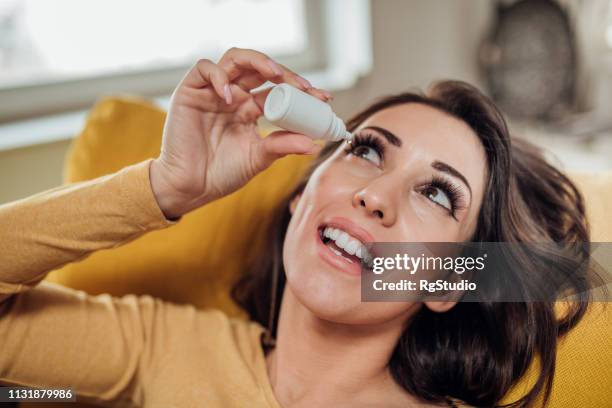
left=479, top=0, right=577, bottom=120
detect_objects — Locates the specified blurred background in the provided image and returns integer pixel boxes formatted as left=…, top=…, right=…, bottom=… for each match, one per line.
left=1, top=0, right=612, bottom=204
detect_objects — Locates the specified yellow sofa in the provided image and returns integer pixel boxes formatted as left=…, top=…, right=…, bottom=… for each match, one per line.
left=43, top=97, right=611, bottom=407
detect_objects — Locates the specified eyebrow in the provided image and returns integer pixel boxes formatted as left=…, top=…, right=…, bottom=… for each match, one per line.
left=431, top=161, right=472, bottom=198
left=360, top=126, right=402, bottom=147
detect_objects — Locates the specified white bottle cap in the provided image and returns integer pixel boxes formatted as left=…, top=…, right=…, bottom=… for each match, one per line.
left=264, top=83, right=352, bottom=142
left=264, top=85, right=291, bottom=122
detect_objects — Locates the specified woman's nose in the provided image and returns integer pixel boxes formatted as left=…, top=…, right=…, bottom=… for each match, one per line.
left=352, top=188, right=396, bottom=226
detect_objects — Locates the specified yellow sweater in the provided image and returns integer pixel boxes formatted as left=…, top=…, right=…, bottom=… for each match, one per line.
left=0, top=160, right=280, bottom=408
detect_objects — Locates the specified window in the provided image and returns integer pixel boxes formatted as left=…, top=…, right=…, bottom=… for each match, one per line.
left=0, top=0, right=372, bottom=123
left=0, top=0, right=307, bottom=89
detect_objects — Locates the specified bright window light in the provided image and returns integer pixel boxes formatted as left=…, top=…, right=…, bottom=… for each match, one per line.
left=0, top=0, right=306, bottom=88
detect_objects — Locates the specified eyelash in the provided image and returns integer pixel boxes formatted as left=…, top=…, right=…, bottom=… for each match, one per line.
left=344, top=132, right=385, bottom=162
left=424, top=175, right=465, bottom=220
left=345, top=132, right=465, bottom=219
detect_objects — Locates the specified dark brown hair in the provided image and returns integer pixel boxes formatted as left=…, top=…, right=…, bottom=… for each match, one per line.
left=232, top=81, right=591, bottom=407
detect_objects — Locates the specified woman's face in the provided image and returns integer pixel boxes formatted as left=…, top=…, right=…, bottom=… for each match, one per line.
left=283, top=103, right=488, bottom=324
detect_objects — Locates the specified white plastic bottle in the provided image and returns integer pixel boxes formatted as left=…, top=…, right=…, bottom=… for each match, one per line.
left=263, top=83, right=353, bottom=142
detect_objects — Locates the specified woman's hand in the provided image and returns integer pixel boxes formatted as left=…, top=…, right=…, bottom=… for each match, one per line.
left=150, top=48, right=331, bottom=219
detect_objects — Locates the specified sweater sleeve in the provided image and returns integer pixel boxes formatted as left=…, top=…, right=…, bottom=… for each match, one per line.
left=0, top=159, right=177, bottom=406
left=0, top=159, right=174, bottom=300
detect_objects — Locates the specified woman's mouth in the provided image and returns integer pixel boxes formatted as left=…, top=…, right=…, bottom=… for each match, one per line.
left=316, top=223, right=373, bottom=276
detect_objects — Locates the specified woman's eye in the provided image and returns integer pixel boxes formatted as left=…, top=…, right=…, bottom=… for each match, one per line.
left=423, top=187, right=452, bottom=211
left=352, top=146, right=382, bottom=166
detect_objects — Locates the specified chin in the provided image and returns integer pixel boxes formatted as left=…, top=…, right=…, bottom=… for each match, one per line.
left=283, top=258, right=414, bottom=326
left=284, top=257, right=362, bottom=321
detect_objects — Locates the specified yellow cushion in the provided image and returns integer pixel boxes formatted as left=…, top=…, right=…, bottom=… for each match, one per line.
left=570, top=171, right=612, bottom=242
left=503, top=171, right=612, bottom=407
left=48, top=97, right=611, bottom=407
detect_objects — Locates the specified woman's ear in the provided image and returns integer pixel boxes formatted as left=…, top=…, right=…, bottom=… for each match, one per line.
left=289, top=193, right=302, bottom=215
left=424, top=301, right=457, bottom=313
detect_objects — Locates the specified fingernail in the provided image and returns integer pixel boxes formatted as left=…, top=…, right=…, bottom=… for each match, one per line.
left=297, top=76, right=312, bottom=89
left=224, top=84, right=232, bottom=105
left=267, top=60, right=283, bottom=76
left=321, top=89, right=333, bottom=100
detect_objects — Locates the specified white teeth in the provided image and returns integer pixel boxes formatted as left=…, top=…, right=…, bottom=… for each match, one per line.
left=337, top=232, right=350, bottom=247
left=321, top=226, right=371, bottom=261
left=328, top=245, right=344, bottom=258
left=331, top=229, right=340, bottom=240
left=345, top=240, right=359, bottom=255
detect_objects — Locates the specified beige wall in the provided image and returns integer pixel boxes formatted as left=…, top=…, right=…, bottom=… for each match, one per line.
left=0, top=139, right=71, bottom=204
left=332, top=0, right=491, bottom=118
left=0, top=0, right=492, bottom=205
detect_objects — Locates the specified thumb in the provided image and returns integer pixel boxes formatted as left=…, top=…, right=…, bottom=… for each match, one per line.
left=254, top=130, right=318, bottom=171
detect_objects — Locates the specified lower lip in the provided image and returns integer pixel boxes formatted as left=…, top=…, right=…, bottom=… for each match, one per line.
left=315, top=228, right=363, bottom=277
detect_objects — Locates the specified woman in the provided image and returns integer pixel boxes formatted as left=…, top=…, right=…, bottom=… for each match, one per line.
left=0, top=48, right=591, bottom=407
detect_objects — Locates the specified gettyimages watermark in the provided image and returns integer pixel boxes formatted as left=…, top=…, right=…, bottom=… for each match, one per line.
left=360, top=242, right=612, bottom=302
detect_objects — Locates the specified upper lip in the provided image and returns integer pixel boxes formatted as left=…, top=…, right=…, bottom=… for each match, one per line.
left=319, top=216, right=376, bottom=244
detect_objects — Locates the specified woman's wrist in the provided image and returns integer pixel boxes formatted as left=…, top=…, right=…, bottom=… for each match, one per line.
left=149, top=159, right=190, bottom=220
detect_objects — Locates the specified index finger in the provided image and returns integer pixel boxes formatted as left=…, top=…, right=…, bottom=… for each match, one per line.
left=218, top=47, right=311, bottom=91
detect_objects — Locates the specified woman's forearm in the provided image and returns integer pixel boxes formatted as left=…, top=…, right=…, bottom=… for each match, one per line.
left=0, top=159, right=174, bottom=301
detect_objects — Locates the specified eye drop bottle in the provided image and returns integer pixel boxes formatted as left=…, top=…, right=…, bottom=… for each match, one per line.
left=263, top=83, right=354, bottom=142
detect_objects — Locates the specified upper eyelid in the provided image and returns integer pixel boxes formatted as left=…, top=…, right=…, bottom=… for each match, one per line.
left=431, top=174, right=469, bottom=206
left=353, top=132, right=386, bottom=151
left=431, top=161, right=472, bottom=202
left=351, top=133, right=385, bottom=153
left=358, top=126, right=403, bottom=147
left=354, top=130, right=377, bottom=139
left=355, top=130, right=383, bottom=141
left=431, top=175, right=461, bottom=192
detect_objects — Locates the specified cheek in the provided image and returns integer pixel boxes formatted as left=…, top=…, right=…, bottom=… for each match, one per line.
left=282, top=161, right=347, bottom=274
left=281, top=160, right=369, bottom=319
left=401, top=194, right=466, bottom=241
left=291, top=156, right=363, bottom=222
